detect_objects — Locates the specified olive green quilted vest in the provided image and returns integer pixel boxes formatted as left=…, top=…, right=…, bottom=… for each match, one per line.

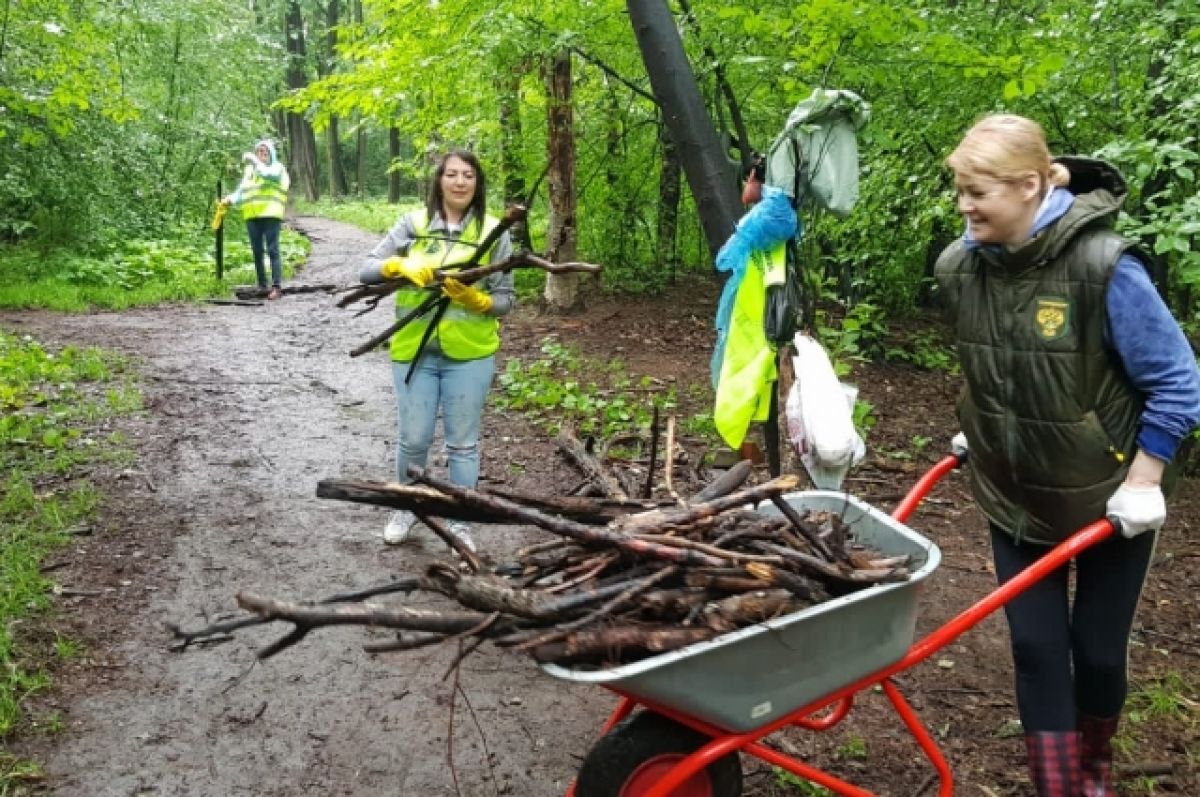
left=935, top=189, right=1142, bottom=545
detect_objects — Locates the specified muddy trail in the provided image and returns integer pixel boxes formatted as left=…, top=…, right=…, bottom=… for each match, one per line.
left=3, top=216, right=610, bottom=797
left=4, top=215, right=1198, bottom=797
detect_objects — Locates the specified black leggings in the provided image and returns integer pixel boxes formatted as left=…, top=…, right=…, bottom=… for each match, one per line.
left=990, top=523, right=1156, bottom=731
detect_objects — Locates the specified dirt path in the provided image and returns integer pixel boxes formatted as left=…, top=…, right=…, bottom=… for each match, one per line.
left=3, top=216, right=607, bottom=796
left=5, top=215, right=1198, bottom=796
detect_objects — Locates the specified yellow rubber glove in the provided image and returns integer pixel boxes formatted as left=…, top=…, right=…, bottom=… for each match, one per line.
left=381, top=256, right=433, bottom=286
left=442, top=277, right=493, bottom=314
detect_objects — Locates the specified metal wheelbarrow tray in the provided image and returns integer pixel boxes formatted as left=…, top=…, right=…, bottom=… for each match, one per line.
left=542, top=490, right=942, bottom=733
left=547, top=455, right=1118, bottom=797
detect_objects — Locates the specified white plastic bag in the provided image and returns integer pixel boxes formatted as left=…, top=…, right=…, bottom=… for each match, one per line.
left=785, top=333, right=866, bottom=489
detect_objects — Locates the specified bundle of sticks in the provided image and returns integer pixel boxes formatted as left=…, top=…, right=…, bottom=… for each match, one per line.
left=172, top=452, right=911, bottom=670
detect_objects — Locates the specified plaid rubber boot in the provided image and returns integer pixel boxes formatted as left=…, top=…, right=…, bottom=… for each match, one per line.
left=1025, top=732, right=1082, bottom=796
left=1079, top=713, right=1120, bottom=796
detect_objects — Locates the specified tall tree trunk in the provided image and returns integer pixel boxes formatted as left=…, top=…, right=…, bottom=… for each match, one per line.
left=626, top=0, right=739, bottom=258
left=351, top=0, right=367, bottom=195
left=326, top=117, right=349, bottom=197
left=657, top=124, right=682, bottom=285
left=323, top=0, right=349, bottom=197
left=542, top=51, right=582, bottom=313
left=498, top=65, right=532, bottom=251
left=603, top=80, right=633, bottom=266
left=387, top=127, right=401, bottom=203
left=285, top=0, right=320, bottom=201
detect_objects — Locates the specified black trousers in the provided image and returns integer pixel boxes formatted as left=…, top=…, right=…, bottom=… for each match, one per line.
left=990, top=522, right=1155, bottom=731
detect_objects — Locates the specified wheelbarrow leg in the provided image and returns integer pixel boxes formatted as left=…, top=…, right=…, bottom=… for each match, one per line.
left=742, top=741, right=875, bottom=797
left=881, top=679, right=954, bottom=796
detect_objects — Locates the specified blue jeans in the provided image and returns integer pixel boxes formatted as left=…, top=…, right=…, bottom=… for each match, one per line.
left=392, top=353, right=495, bottom=487
left=246, top=217, right=282, bottom=288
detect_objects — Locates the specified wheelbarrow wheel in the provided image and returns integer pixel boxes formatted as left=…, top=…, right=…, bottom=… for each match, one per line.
left=575, top=710, right=742, bottom=797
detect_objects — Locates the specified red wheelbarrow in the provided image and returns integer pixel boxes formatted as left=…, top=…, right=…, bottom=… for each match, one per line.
left=543, top=454, right=1116, bottom=797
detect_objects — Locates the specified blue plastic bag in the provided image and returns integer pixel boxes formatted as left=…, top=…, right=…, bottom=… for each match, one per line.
left=711, top=186, right=798, bottom=386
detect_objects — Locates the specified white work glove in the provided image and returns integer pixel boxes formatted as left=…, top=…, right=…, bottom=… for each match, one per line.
left=1105, top=483, right=1165, bottom=538
left=951, top=432, right=969, bottom=458
left=242, top=152, right=257, bottom=164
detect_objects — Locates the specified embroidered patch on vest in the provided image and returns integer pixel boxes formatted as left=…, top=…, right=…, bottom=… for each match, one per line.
left=1034, top=296, right=1071, bottom=341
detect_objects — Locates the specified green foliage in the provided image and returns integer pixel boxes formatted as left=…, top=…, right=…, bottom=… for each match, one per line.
left=852, top=397, right=878, bottom=441
left=7, top=0, right=1200, bottom=338
left=1, top=0, right=284, bottom=251
left=836, top=736, right=869, bottom=760
left=0, top=333, right=139, bottom=779
left=814, top=300, right=889, bottom=378
left=0, top=229, right=308, bottom=310
left=772, top=767, right=833, bottom=795
left=1126, top=672, right=1194, bottom=723
left=885, top=329, right=959, bottom=373
left=494, top=338, right=716, bottom=446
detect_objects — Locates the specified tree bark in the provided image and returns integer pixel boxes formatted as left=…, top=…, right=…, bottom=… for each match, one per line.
left=321, top=0, right=348, bottom=197
left=387, top=127, right=401, bottom=203
left=352, top=0, right=366, bottom=196
left=656, top=123, right=683, bottom=283
left=284, top=0, right=320, bottom=201
left=542, top=50, right=583, bottom=312
left=498, top=64, right=533, bottom=251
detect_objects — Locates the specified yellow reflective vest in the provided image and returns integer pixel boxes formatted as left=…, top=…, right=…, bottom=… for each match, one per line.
left=237, top=165, right=290, bottom=220
left=390, top=210, right=502, bottom=362
left=714, top=242, right=787, bottom=448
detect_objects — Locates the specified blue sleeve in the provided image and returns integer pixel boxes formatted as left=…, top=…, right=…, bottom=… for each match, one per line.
left=1105, top=254, right=1200, bottom=461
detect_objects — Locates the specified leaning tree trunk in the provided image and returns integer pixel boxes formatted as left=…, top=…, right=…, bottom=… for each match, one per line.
left=542, top=50, right=583, bottom=313
left=626, top=0, right=740, bottom=258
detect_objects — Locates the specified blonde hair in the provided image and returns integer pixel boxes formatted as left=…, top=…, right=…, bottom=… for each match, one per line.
left=947, top=114, right=1070, bottom=188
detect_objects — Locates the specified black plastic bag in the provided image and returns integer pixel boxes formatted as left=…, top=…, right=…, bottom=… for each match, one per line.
left=763, top=241, right=807, bottom=344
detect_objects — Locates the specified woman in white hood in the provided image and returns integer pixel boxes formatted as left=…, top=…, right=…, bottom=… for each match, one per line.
left=222, top=139, right=291, bottom=299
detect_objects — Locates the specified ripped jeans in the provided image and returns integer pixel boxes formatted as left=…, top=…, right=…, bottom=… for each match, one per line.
left=392, top=353, right=495, bottom=488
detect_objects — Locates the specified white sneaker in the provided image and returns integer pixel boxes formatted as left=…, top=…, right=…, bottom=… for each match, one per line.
left=383, top=510, right=415, bottom=545
left=447, top=522, right=477, bottom=553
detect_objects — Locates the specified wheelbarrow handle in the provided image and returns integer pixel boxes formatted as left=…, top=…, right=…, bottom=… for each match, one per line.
left=898, top=518, right=1116, bottom=671
left=890, top=454, right=963, bottom=524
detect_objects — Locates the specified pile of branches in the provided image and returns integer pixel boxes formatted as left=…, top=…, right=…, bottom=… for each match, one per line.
left=172, top=452, right=912, bottom=669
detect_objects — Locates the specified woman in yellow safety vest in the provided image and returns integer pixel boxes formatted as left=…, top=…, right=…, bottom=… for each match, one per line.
left=221, top=139, right=290, bottom=300
left=359, top=149, right=514, bottom=551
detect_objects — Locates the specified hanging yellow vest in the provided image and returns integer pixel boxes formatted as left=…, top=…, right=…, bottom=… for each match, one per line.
left=713, top=242, right=786, bottom=448
left=389, top=210, right=502, bottom=362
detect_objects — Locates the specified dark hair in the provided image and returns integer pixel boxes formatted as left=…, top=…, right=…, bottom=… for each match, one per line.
left=426, top=149, right=488, bottom=234
left=746, top=152, right=766, bottom=182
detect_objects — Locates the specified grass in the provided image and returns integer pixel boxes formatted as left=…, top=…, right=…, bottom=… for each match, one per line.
left=295, top=196, right=423, bottom=235
left=0, top=228, right=309, bottom=311
left=0, top=332, right=141, bottom=790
